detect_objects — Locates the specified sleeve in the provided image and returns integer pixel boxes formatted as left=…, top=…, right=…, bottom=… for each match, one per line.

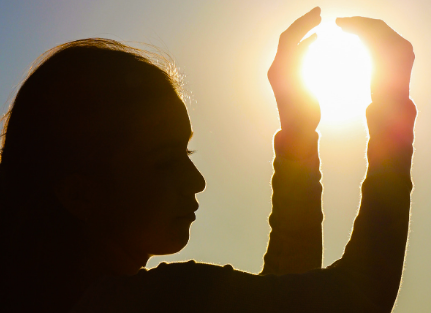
left=261, top=130, right=323, bottom=275
left=327, top=97, right=416, bottom=311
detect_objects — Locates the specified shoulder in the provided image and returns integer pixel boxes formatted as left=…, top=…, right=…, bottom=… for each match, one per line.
left=145, top=260, right=234, bottom=280
left=71, top=261, right=242, bottom=313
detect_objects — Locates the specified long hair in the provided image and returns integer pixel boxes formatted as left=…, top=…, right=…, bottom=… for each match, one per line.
left=0, top=38, right=181, bottom=312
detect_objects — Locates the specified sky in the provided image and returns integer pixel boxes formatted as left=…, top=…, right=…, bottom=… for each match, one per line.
left=1, top=0, right=431, bottom=311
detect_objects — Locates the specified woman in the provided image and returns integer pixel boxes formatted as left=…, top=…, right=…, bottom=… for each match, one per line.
left=0, top=7, right=416, bottom=312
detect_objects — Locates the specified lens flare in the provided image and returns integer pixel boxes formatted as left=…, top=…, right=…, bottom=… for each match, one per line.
left=302, top=22, right=372, bottom=125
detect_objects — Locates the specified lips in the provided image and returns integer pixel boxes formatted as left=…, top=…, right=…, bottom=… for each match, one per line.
left=177, top=201, right=199, bottom=220
left=179, top=212, right=196, bottom=221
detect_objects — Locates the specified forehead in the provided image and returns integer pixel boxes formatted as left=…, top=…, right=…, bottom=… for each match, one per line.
left=128, top=95, right=192, bottom=151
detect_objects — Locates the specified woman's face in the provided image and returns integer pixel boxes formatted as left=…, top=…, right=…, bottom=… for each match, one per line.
left=92, top=95, right=206, bottom=269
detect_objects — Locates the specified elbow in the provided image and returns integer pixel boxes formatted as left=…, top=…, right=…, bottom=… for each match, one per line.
left=325, top=262, right=402, bottom=313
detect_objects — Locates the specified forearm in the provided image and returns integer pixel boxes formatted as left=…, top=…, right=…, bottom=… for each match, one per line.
left=331, top=97, right=416, bottom=310
left=261, top=130, right=323, bottom=275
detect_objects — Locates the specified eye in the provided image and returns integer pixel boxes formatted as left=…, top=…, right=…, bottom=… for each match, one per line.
left=187, top=149, right=196, bottom=156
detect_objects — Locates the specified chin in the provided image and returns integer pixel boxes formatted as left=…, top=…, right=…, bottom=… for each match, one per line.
left=146, top=220, right=193, bottom=255
left=161, top=227, right=191, bottom=255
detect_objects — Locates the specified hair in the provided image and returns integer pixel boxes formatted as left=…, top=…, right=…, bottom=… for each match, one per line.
left=0, top=38, right=183, bottom=311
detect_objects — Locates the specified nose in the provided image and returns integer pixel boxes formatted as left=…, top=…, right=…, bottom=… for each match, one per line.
left=183, top=158, right=206, bottom=195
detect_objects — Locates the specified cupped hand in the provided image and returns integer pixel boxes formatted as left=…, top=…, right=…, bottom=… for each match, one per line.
left=337, top=17, right=416, bottom=149
left=336, top=17, right=414, bottom=101
left=269, top=7, right=322, bottom=134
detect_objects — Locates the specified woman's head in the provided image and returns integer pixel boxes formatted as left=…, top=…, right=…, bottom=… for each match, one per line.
left=0, top=39, right=205, bottom=279
left=1, top=39, right=184, bottom=186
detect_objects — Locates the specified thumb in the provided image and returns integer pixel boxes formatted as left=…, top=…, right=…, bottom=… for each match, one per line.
left=295, top=33, right=318, bottom=67
left=295, top=33, right=317, bottom=67
left=297, top=33, right=318, bottom=52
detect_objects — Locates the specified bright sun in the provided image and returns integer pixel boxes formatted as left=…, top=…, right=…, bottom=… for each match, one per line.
left=302, top=22, right=372, bottom=125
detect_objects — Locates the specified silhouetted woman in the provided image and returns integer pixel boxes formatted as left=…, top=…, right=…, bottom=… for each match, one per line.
left=0, top=7, right=416, bottom=313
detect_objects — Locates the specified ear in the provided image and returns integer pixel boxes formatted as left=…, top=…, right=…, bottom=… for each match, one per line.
left=55, top=174, right=101, bottom=222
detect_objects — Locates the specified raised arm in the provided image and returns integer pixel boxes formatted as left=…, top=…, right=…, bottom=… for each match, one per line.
left=326, top=17, right=416, bottom=311
left=264, top=13, right=416, bottom=311
left=261, top=7, right=323, bottom=275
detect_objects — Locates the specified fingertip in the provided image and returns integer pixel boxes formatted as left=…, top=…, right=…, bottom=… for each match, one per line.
left=309, top=33, right=318, bottom=44
left=305, top=6, right=320, bottom=17
left=310, top=9, right=322, bottom=27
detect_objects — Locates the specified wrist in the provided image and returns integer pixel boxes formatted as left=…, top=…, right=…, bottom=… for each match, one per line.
left=371, top=88, right=410, bottom=104
left=366, top=98, right=416, bottom=137
left=371, top=68, right=412, bottom=103
left=274, top=130, right=319, bottom=160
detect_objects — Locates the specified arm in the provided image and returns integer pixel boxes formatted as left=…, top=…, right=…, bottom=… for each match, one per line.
left=261, top=131, right=323, bottom=275
left=329, top=99, right=415, bottom=311
left=265, top=13, right=416, bottom=311
left=261, top=7, right=323, bottom=275
left=260, top=7, right=324, bottom=275
left=326, top=17, right=416, bottom=311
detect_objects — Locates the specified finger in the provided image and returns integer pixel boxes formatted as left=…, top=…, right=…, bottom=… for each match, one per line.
left=336, top=16, right=382, bottom=32
left=278, top=7, right=321, bottom=53
left=291, top=33, right=318, bottom=71
left=336, top=16, right=411, bottom=60
left=335, top=17, right=391, bottom=43
left=337, top=16, right=414, bottom=100
left=298, top=33, right=318, bottom=51
left=268, top=33, right=317, bottom=87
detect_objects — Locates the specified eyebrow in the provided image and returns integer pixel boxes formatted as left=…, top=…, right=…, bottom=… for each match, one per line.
left=151, top=131, right=193, bottom=154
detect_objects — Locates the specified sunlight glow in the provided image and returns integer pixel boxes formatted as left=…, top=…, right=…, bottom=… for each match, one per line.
left=302, top=22, right=372, bottom=125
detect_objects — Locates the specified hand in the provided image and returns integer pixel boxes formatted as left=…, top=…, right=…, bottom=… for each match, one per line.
left=269, top=7, right=321, bottom=132
left=268, top=7, right=321, bottom=158
left=336, top=17, right=414, bottom=101
left=336, top=17, right=416, bottom=158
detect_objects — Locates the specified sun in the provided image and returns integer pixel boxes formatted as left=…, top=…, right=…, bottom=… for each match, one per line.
left=302, top=22, right=372, bottom=125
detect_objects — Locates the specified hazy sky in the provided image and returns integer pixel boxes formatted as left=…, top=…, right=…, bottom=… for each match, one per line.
left=1, top=0, right=430, bottom=311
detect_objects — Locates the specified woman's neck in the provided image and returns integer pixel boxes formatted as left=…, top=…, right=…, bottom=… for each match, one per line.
left=82, top=226, right=148, bottom=281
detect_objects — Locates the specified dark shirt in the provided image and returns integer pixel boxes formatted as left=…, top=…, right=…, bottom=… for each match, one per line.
left=72, top=98, right=416, bottom=313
